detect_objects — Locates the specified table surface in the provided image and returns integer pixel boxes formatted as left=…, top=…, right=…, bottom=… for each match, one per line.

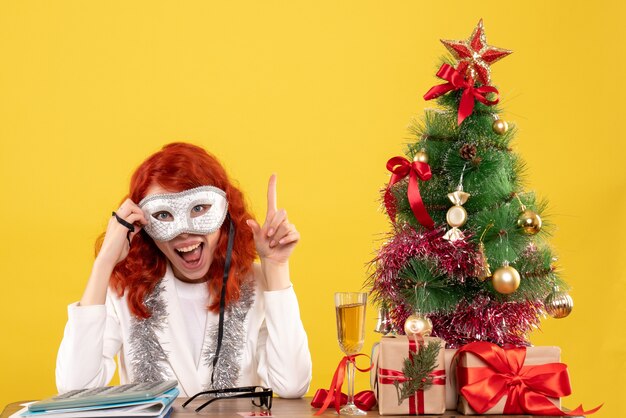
left=1, top=398, right=583, bottom=418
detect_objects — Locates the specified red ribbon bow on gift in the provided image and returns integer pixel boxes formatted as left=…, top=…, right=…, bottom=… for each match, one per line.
left=455, top=341, right=602, bottom=416
left=385, top=156, right=434, bottom=229
left=312, top=354, right=374, bottom=415
left=423, top=63, right=500, bottom=125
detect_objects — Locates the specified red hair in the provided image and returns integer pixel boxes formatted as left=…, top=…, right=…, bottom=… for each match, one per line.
left=100, top=142, right=257, bottom=318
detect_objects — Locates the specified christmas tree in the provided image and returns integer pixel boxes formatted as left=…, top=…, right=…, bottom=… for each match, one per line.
left=369, top=19, right=574, bottom=348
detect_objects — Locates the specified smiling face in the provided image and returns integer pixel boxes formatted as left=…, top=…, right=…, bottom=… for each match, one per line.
left=143, top=183, right=223, bottom=283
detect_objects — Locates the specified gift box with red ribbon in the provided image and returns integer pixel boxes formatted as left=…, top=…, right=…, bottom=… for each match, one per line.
left=454, top=341, right=602, bottom=416
left=374, top=335, right=446, bottom=416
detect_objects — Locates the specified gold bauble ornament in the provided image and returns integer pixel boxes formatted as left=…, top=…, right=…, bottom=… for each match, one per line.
left=544, top=287, right=573, bottom=319
left=413, top=151, right=429, bottom=164
left=492, top=119, right=509, bottom=135
left=492, top=262, right=521, bottom=294
left=517, top=209, right=542, bottom=235
left=404, top=314, right=433, bottom=337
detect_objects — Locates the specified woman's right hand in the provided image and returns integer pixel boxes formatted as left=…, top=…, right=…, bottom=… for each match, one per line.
left=80, top=200, right=147, bottom=306
left=96, top=199, right=149, bottom=268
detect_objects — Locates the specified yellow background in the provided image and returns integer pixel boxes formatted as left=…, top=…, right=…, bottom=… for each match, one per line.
left=1, top=1, right=624, bottom=416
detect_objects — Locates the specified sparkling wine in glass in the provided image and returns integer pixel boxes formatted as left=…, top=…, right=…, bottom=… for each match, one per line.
left=335, top=292, right=367, bottom=416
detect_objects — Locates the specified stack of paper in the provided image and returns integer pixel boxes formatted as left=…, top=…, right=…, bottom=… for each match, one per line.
left=11, top=388, right=179, bottom=418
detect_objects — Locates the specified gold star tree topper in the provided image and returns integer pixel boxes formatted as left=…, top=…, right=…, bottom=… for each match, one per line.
left=440, top=19, right=512, bottom=86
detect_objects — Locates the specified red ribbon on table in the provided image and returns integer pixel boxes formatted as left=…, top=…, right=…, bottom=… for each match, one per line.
left=312, top=354, right=373, bottom=415
left=377, top=337, right=446, bottom=415
left=455, top=341, right=602, bottom=416
left=385, top=156, right=434, bottom=229
left=423, top=63, right=500, bottom=125
left=310, top=389, right=377, bottom=412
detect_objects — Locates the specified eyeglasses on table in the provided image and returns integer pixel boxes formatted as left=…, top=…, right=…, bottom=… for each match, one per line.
left=181, top=386, right=273, bottom=412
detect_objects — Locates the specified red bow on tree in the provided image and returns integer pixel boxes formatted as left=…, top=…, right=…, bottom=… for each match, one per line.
left=385, top=156, right=434, bottom=229
left=455, top=341, right=602, bottom=416
left=423, top=63, right=499, bottom=125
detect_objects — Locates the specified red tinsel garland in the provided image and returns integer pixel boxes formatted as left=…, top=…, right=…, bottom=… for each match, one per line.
left=370, top=225, right=543, bottom=348
left=391, top=298, right=542, bottom=348
left=372, top=225, right=478, bottom=284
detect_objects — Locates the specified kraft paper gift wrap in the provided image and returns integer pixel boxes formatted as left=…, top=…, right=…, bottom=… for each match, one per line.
left=444, top=348, right=458, bottom=410
left=456, top=345, right=561, bottom=415
left=370, top=342, right=380, bottom=391
left=375, top=335, right=446, bottom=416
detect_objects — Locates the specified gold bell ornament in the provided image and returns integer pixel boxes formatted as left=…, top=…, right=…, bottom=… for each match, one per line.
left=404, top=313, right=433, bottom=337
left=544, top=286, right=573, bottom=319
left=491, top=261, right=521, bottom=294
left=475, top=242, right=492, bottom=281
left=474, top=224, right=494, bottom=281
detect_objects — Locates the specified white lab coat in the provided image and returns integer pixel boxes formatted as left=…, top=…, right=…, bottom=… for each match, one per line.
left=55, top=264, right=312, bottom=398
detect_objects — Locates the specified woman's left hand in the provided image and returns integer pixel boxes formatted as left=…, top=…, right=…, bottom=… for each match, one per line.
left=246, top=174, right=300, bottom=265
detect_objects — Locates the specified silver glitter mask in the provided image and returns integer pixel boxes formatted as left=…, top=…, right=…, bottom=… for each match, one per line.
left=139, top=186, right=228, bottom=242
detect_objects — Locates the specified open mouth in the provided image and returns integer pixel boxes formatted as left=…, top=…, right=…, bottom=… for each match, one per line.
left=175, top=242, right=204, bottom=266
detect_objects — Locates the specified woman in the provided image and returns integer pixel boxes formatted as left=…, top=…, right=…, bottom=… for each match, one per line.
left=56, top=142, right=312, bottom=398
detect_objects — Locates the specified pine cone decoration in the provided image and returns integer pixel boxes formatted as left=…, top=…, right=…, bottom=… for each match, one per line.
left=460, top=143, right=477, bottom=160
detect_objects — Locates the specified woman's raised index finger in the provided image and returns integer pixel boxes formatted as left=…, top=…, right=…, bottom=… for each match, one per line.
left=267, top=173, right=278, bottom=214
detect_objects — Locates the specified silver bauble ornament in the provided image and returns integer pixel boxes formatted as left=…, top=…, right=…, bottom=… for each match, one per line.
left=374, top=306, right=394, bottom=335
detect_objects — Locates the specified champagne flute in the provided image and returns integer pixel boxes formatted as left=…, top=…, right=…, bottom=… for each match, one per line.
left=335, top=292, right=367, bottom=416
